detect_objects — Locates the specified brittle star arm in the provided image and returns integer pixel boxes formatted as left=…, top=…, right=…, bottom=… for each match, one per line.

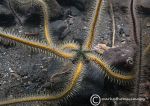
left=0, top=61, right=84, bottom=105
left=86, top=53, right=134, bottom=82
left=10, top=0, right=52, bottom=45
left=60, top=42, right=80, bottom=50
left=0, top=31, right=75, bottom=59
left=35, top=0, right=53, bottom=45
left=84, top=0, right=103, bottom=50
left=34, top=0, right=79, bottom=49
left=109, top=0, right=116, bottom=47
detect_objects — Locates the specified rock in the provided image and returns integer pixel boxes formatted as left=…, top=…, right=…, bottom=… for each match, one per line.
left=70, top=6, right=81, bottom=16
left=56, top=0, right=92, bottom=11
left=64, top=6, right=81, bottom=17
left=143, top=17, right=150, bottom=27
left=72, top=0, right=87, bottom=10
left=0, top=0, right=64, bottom=30
left=0, top=4, right=11, bottom=15
left=102, top=45, right=136, bottom=72
left=44, top=0, right=64, bottom=19
left=9, top=0, right=63, bottom=20
left=24, top=13, right=41, bottom=26
left=0, top=5, right=16, bottom=27
left=146, top=22, right=150, bottom=27
left=113, top=0, right=128, bottom=13
left=61, top=16, right=87, bottom=42
left=140, top=0, right=150, bottom=10
left=137, top=0, right=150, bottom=15
left=0, top=0, right=5, bottom=5
left=50, top=20, right=67, bottom=39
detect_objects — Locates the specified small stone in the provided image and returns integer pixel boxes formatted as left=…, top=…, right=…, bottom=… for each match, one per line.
left=83, top=26, right=87, bottom=30
left=0, top=5, right=16, bottom=27
left=140, top=0, right=150, bottom=10
left=51, top=20, right=67, bottom=39
left=138, top=0, right=150, bottom=14
left=40, top=65, right=44, bottom=69
left=9, top=68, right=14, bottom=73
left=146, top=22, right=150, bottom=27
left=70, top=6, right=81, bottom=16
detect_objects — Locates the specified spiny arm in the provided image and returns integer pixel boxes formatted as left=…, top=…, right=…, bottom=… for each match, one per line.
left=87, top=53, right=134, bottom=83
left=11, top=0, right=53, bottom=45
left=0, top=31, right=75, bottom=59
left=84, top=0, right=103, bottom=50
left=36, top=0, right=53, bottom=46
left=109, top=0, right=116, bottom=47
left=60, top=42, right=80, bottom=50
left=0, top=61, right=84, bottom=105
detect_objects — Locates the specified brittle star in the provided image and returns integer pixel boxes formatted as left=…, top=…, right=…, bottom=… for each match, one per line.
left=0, top=0, right=134, bottom=105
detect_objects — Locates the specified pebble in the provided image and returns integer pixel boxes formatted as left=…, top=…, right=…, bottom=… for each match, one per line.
left=70, top=6, right=81, bottom=16
left=51, top=20, right=67, bottom=37
left=146, top=22, right=150, bottom=27
left=140, top=0, right=150, bottom=10
left=9, top=67, right=14, bottom=73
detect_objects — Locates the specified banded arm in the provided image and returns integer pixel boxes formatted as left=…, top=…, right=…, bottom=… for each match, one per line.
left=86, top=53, right=134, bottom=82
left=84, top=0, right=103, bottom=50
left=0, top=61, right=84, bottom=105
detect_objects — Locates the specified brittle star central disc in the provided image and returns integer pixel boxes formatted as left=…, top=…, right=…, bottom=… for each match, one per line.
left=72, top=46, right=91, bottom=63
